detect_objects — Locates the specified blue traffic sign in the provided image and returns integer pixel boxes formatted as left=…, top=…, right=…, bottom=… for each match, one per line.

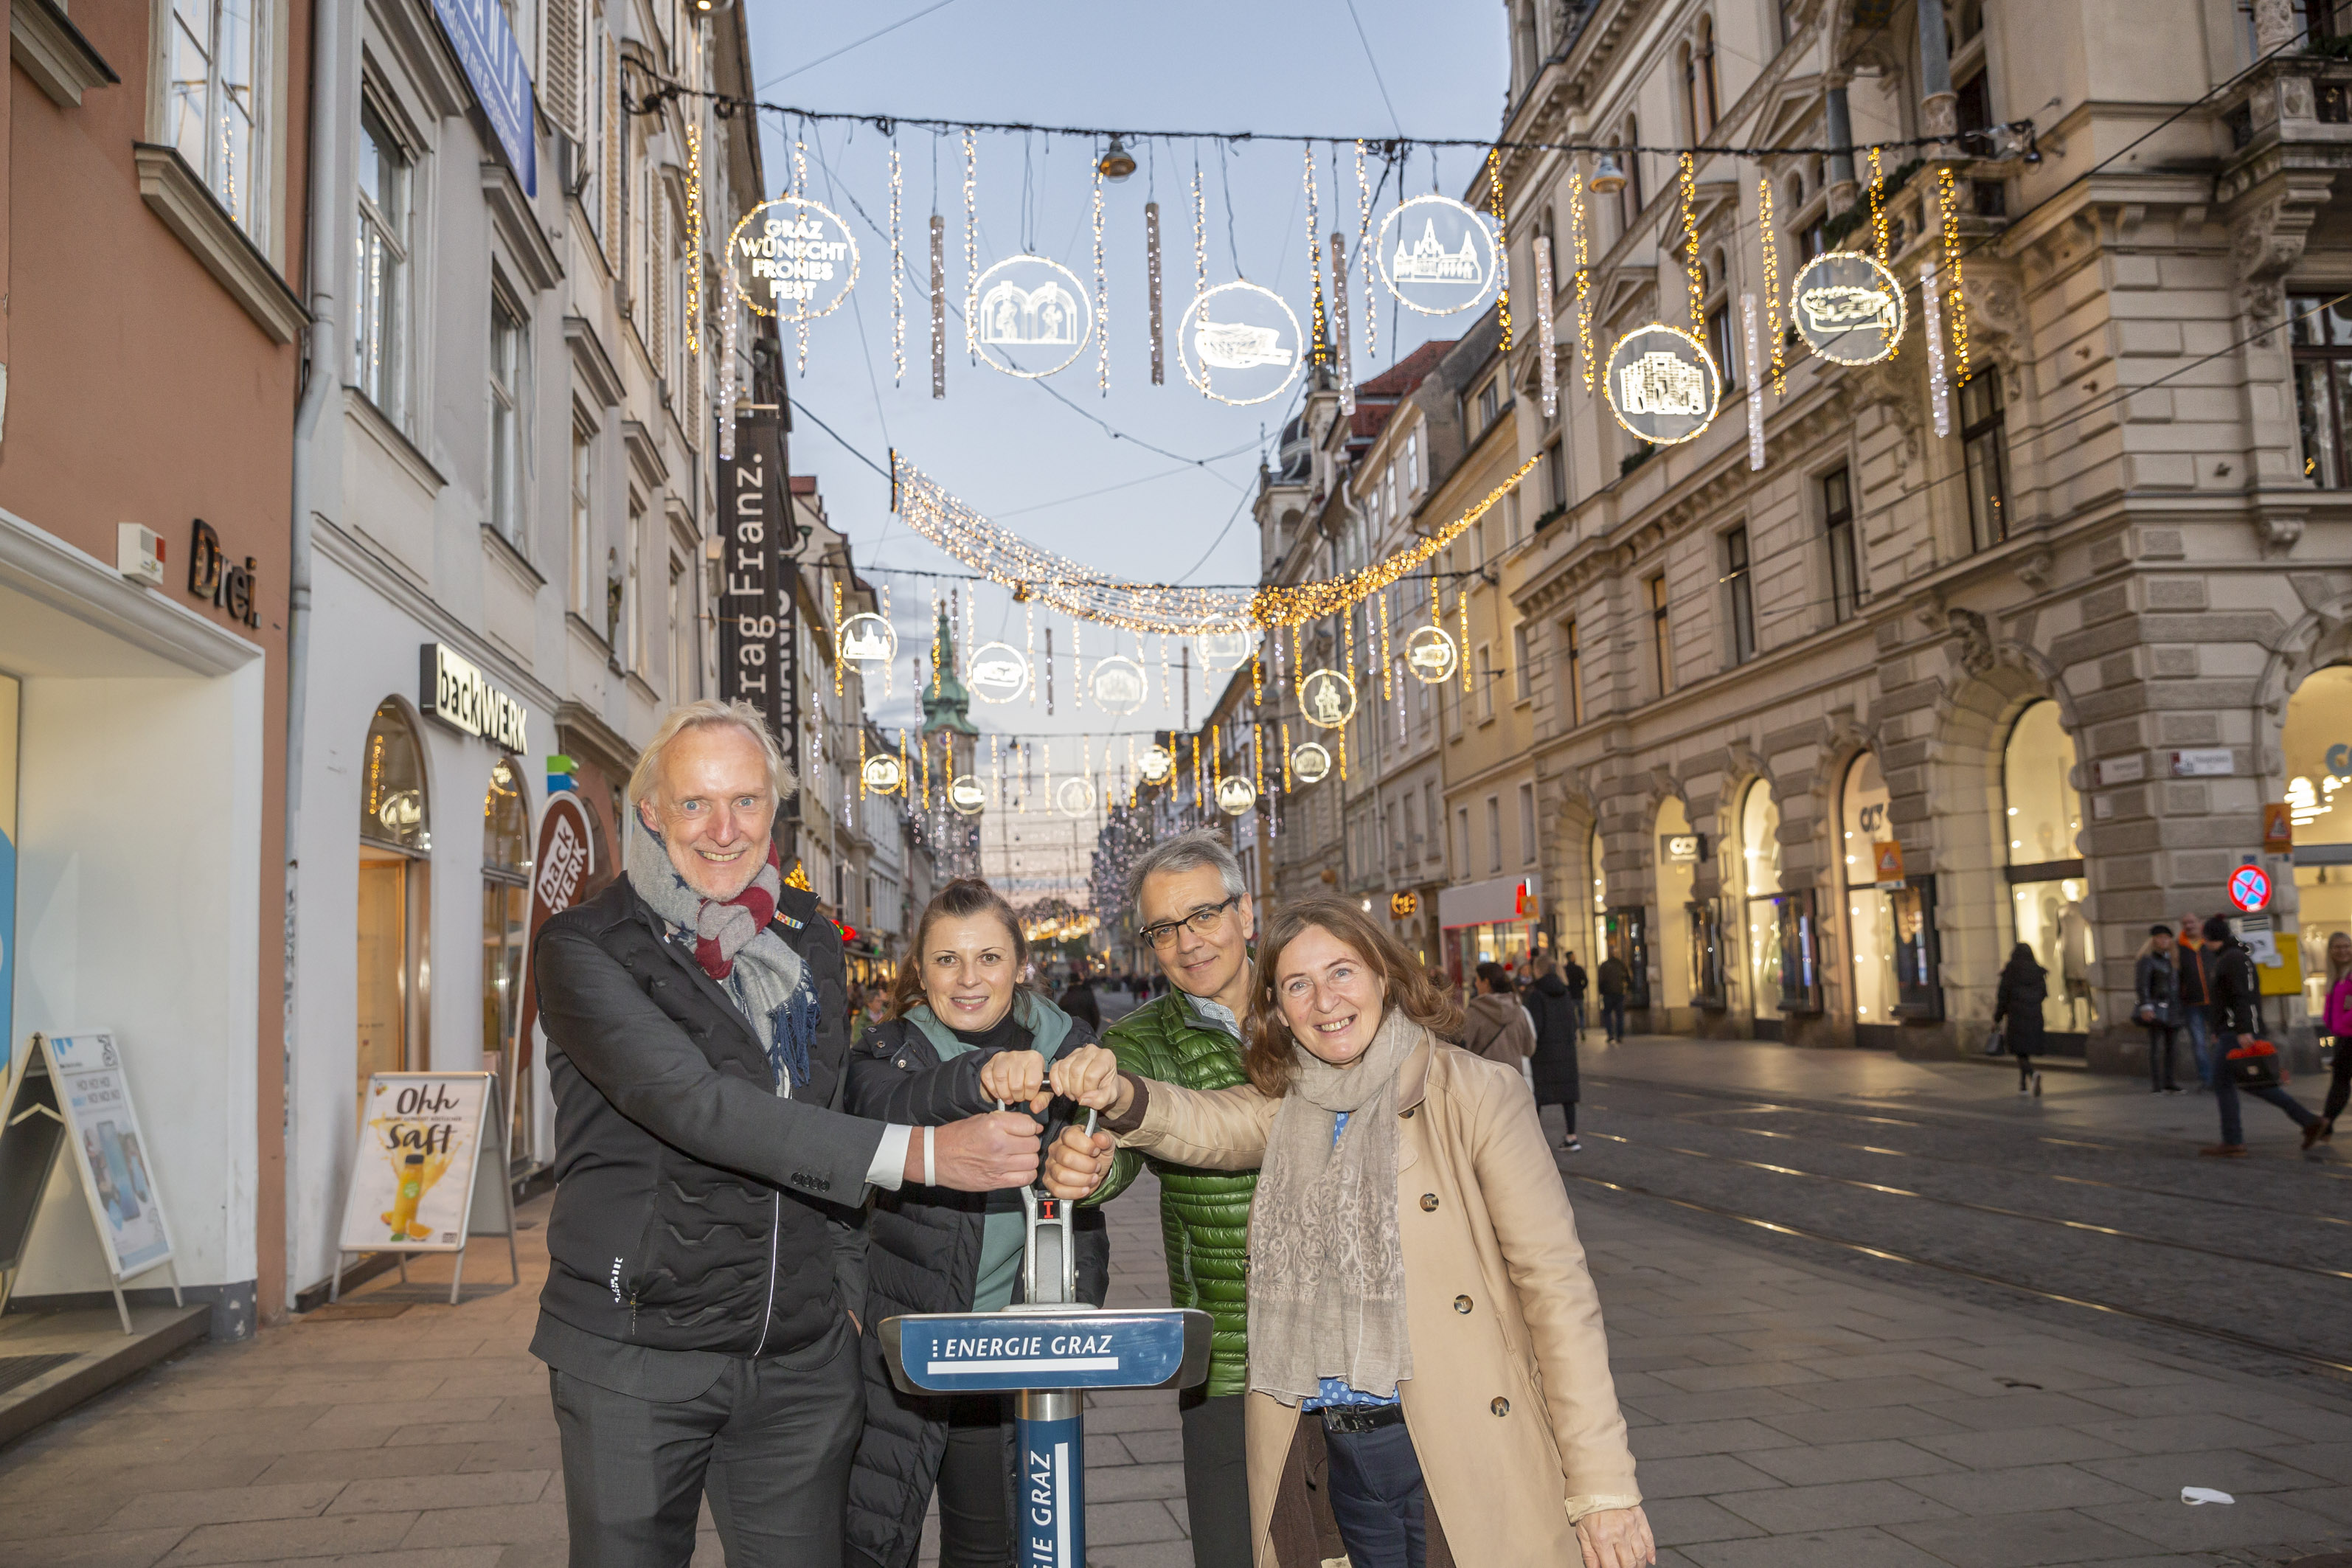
left=881, top=1308, right=1211, bottom=1395
left=2230, top=863, right=2271, bottom=913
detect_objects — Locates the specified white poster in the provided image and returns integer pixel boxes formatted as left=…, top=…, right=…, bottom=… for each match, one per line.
left=338, top=1073, right=493, bottom=1254
left=45, top=1030, right=173, bottom=1278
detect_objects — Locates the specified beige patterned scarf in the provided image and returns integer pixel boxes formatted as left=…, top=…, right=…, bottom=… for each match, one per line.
left=1245, top=1008, right=1419, bottom=1405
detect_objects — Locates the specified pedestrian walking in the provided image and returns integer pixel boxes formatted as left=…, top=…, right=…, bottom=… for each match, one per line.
left=2198, top=914, right=2325, bottom=1159
left=1524, top=953, right=1583, bottom=1151
left=1994, top=943, right=2047, bottom=1095
left=1562, top=949, right=1590, bottom=1039
left=1043, top=896, right=1655, bottom=1568
left=1058, top=970, right=1103, bottom=1030
left=1073, top=830, right=1264, bottom=1568
left=2177, top=915, right=2217, bottom=1087
left=842, top=878, right=1109, bottom=1568
left=1596, top=947, right=1631, bottom=1044
left=527, top=700, right=1039, bottom=1568
left=2322, top=930, right=2352, bottom=1143
left=1462, top=961, right=1538, bottom=1068
left=2133, top=924, right=2183, bottom=1093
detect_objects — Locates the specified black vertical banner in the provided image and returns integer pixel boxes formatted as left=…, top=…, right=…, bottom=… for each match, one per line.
left=718, top=409, right=785, bottom=745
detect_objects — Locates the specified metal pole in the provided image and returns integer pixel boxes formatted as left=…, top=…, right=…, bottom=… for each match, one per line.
left=1013, top=1387, right=1086, bottom=1568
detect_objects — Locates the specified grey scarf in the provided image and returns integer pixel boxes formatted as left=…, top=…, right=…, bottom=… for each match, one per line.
left=1245, top=1008, right=1420, bottom=1405
left=625, top=820, right=810, bottom=1090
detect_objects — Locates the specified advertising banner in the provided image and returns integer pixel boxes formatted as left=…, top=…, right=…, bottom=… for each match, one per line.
left=516, top=790, right=596, bottom=1067
left=429, top=0, right=535, bottom=195
left=44, top=1030, right=173, bottom=1279
left=338, top=1073, right=495, bottom=1253
left=718, top=409, right=789, bottom=743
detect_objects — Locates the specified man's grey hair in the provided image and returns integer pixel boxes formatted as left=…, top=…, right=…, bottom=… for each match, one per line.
left=1126, top=828, right=1245, bottom=911
left=626, top=698, right=798, bottom=808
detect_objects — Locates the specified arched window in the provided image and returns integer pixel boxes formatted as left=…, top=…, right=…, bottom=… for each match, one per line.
left=1678, top=42, right=1699, bottom=145
left=1740, top=780, right=1782, bottom=1022
left=2003, top=701, right=2089, bottom=1035
left=1842, top=753, right=1898, bottom=1029
left=358, top=701, right=430, bottom=1107
left=2281, top=665, right=2352, bottom=1017
left=1696, top=15, right=1721, bottom=133
left=1657, top=797, right=1695, bottom=1013
left=483, top=756, right=533, bottom=1135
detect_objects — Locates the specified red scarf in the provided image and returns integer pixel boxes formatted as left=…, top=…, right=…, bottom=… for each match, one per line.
left=693, top=844, right=783, bottom=979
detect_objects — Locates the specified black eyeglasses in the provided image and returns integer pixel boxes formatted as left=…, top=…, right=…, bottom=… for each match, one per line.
left=1139, top=894, right=1242, bottom=951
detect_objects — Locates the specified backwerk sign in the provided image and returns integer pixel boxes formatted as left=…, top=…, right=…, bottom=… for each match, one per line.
left=421, top=643, right=530, bottom=752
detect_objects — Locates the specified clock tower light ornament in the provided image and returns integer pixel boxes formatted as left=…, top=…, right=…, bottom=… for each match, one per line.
left=1603, top=323, right=1722, bottom=447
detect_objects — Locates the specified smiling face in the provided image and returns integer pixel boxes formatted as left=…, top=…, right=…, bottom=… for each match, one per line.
left=1139, top=864, right=1254, bottom=1007
left=1274, top=923, right=1387, bottom=1068
left=639, top=722, right=777, bottom=900
left=921, top=911, right=1021, bottom=1033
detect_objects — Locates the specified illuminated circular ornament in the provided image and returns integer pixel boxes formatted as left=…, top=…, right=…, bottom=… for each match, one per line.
left=968, top=254, right=1092, bottom=378
left=1297, top=667, right=1357, bottom=729
left=1089, top=655, right=1148, bottom=716
left=861, top=754, right=904, bottom=795
left=1196, top=627, right=1260, bottom=673
left=947, top=774, right=987, bottom=816
left=1137, top=744, right=1175, bottom=785
left=1375, top=194, right=1498, bottom=316
left=1403, top=623, right=1458, bottom=685
left=1291, top=741, right=1332, bottom=785
left=729, top=196, right=860, bottom=321
left=1178, top=281, right=1303, bottom=406
left=1789, top=251, right=1907, bottom=367
left=1055, top=776, right=1097, bottom=818
left=1216, top=776, right=1259, bottom=817
left=835, top=611, right=898, bottom=667
left=1603, top=323, right=1721, bottom=447
left=965, top=641, right=1032, bottom=704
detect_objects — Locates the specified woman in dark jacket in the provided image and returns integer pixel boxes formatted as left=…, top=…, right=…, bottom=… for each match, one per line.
left=842, top=878, right=1109, bottom=1568
left=1994, top=942, right=2049, bottom=1096
left=1525, top=953, right=1583, bottom=1151
left=2132, top=925, right=2182, bottom=1093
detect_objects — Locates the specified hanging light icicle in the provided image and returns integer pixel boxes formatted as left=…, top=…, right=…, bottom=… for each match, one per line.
left=1025, top=603, right=1036, bottom=707
left=962, top=129, right=977, bottom=356
left=1867, top=147, right=1889, bottom=265
left=1379, top=591, right=1392, bottom=701
left=1571, top=167, right=1593, bottom=392
left=717, top=267, right=739, bottom=459
left=1145, top=199, right=1165, bottom=385
left=1921, top=262, right=1952, bottom=437
left=1356, top=139, right=1378, bottom=360
left=794, top=135, right=811, bottom=373
left=1281, top=720, right=1294, bottom=792
left=833, top=579, right=846, bottom=695
left=889, top=144, right=904, bottom=386
left=1938, top=167, right=1970, bottom=384
left=1487, top=147, right=1510, bottom=351
left=1332, top=232, right=1355, bottom=413
left=1758, top=176, right=1783, bottom=396
left=1303, top=145, right=1325, bottom=366
left=1534, top=239, right=1558, bottom=421
left=1092, top=155, right=1110, bottom=394
left=1742, top=293, right=1765, bottom=472
left=929, top=211, right=947, bottom=398
left=1190, top=160, right=1208, bottom=398
left=1678, top=150, right=1702, bottom=333
left=684, top=126, right=703, bottom=357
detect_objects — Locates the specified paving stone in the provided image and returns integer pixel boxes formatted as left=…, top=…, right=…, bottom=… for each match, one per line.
left=1683, top=1524, right=1957, bottom=1568
left=395, top=1502, right=571, bottom=1548
left=1898, top=1464, right=2146, bottom=1515
left=1885, top=1509, right=2167, bottom=1567
left=2079, top=1492, right=2344, bottom=1551
left=105, top=1481, right=344, bottom=1530
left=2076, top=1448, right=2342, bottom=1498
left=328, top=1471, right=554, bottom=1514
left=1083, top=1461, right=1188, bottom=1502
left=1910, top=1425, right=2135, bottom=1469
left=1642, top=1495, right=1771, bottom=1547
left=1628, top=1418, right=1808, bottom=1460
left=1758, top=1405, right=1966, bottom=1446
left=1080, top=1500, right=1189, bottom=1546
left=156, top=1511, right=419, bottom=1565
left=1740, top=1439, right=1957, bottom=1487
left=1636, top=1454, right=1790, bottom=1498
left=21, top=1530, right=201, bottom=1568
left=1714, top=1479, right=1959, bottom=1533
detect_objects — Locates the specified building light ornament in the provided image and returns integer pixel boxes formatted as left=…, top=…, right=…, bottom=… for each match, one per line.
left=967, top=640, right=1032, bottom=704
left=1089, top=654, right=1148, bottom=715
left=862, top=753, right=905, bottom=796
left=1055, top=775, right=1097, bottom=819
left=1216, top=775, right=1259, bottom=817
left=968, top=254, right=1094, bottom=379
left=1376, top=194, right=1498, bottom=316
left=835, top=611, right=898, bottom=667
left=1179, top=280, right=1303, bottom=406
left=1297, top=667, right=1357, bottom=729
left=1603, top=323, right=1721, bottom=446
left=1137, top=743, right=1175, bottom=785
left=947, top=774, right=986, bottom=816
left=1404, top=622, right=1457, bottom=684
left=1789, top=251, right=1906, bottom=367
left=1291, top=741, right=1333, bottom=785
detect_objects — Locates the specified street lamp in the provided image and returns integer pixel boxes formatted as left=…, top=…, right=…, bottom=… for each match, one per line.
left=1588, top=153, right=1628, bottom=195
left=1097, top=136, right=1137, bottom=183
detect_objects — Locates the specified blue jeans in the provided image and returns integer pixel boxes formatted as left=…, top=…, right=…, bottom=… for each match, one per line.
left=1600, top=995, right=1627, bottom=1042
left=1322, top=1418, right=1429, bottom=1568
left=2184, top=1007, right=2216, bottom=1087
left=2215, top=1069, right=2320, bottom=1146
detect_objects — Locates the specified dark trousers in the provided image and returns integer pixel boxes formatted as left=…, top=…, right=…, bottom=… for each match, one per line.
left=1322, top=1417, right=1430, bottom=1568
left=548, top=1319, right=864, bottom=1568
left=2016, top=1052, right=2036, bottom=1089
left=1180, top=1389, right=1252, bottom=1568
left=1569, top=993, right=1587, bottom=1038
left=934, top=1395, right=1012, bottom=1568
left=2216, top=1069, right=2320, bottom=1146
left=2325, top=1035, right=2351, bottom=1125
left=2145, top=1026, right=2179, bottom=1090
left=1600, top=995, right=1626, bottom=1042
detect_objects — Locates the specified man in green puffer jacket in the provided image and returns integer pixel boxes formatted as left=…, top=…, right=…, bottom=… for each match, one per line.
left=1080, top=830, right=1259, bottom=1568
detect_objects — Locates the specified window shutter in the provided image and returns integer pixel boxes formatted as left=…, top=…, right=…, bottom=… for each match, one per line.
left=545, top=0, right=580, bottom=139
left=603, top=36, right=621, bottom=266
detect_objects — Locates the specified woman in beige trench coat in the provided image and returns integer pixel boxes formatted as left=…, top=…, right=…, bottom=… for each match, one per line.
left=1038, top=895, right=1653, bottom=1568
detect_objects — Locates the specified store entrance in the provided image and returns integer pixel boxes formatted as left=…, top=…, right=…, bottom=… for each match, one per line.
left=358, top=701, right=431, bottom=1114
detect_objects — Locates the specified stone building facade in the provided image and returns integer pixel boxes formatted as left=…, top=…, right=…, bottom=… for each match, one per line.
left=1495, top=0, right=2351, bottom=1072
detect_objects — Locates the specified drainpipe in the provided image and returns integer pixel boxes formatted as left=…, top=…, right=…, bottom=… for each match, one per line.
left=283, top=0, right=346, bottom=1316
left=1916, top=0, right=1957, bottom=142
left=1825, top=81, right=1859, bottom=212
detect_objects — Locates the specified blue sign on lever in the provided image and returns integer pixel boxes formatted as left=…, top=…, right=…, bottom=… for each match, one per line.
left=881, top=1308, right=1210, bottom=1395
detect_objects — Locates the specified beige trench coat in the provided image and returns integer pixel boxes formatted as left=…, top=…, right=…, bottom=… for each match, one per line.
left=1116, top=1030, right=1641, bottom=1568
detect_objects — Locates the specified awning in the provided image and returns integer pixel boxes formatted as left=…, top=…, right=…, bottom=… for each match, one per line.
left=1438, top=873, right=1540, bottom=929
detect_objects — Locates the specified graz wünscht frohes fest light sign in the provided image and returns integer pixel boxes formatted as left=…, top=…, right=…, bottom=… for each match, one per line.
left=421, top=643, right=529, bottom=752
left=431, top=0, right=535, bottom=198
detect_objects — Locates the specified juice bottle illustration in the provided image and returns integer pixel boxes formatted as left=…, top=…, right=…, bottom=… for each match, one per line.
left=388, top=1153, right=425, bottom=1241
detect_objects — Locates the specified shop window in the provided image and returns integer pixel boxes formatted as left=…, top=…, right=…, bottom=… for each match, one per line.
left=1585, top=823, right=1607, bottom=974
left=1477, top=645, right=1494, bottom=722
left=1823, top=468, right=1860, bottom=622
left=1519, top=782, right=1537, bottom=865
left=358, top=701, right=431, bottom=1114
left=169, top=0, right=268, bottom=237
left=483, top=757, right=532, bottom=1159
left=1648, top=573, right=1673, bottom=694
left=1960, top=375, right=2011, bottom=549
left=490, top=288, right=528, bottom=546
left=1657, top=797, right=1696, bottom=1014
left=1738, top=780, right=1783, bottom=1027
left=1605, top=906, right=1651, bottom=1010
left=2282, top=664, right=2352, bottom=1017
left=570, top=423, right=595, bottom=619
left=1564, top=617, right=1586, bottom=725
left=1696, top=15, right=1721, bottom=133
left=1724, top=526, right=1755, bottom=666
left=1841, top=752, right=1907, bottom=1034
left=2290, top=295, right=2352, bottom=489
left=2003, top=700, right=2092, bottom=1038
left=355, top=100, right=412, bottom=423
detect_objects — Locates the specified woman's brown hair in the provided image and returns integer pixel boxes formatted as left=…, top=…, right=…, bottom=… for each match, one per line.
left=887, top=877, right=1032, bottom=1020
left=1241, top=895, right=1463, bottom=1096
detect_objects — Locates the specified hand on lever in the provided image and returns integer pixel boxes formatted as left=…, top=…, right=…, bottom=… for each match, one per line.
left=1047, top=1044, right=1131, bottom=1114
left=978, top=1048, right=1051, bottom=1113
left=913, top=1111, right=1043, bottom=1191
left=1041, top=1123, right=1117, bottom=1201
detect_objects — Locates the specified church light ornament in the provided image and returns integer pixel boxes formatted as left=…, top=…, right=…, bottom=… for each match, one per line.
left=729, top=195, right=859, bottom=321
left=1297, top=667, right=1357, bottom=729
left=1089, top=654, right=1148, bottom=716
left=1055, top=775, right=1097, bottom=818
left=1376, top=194, right=1497, bottom=316
left=1603, top=323, right=1721, bottom=447
left=835, top=611, right=898, bottom=667
left=965, top=640, right=1032, bottom=704
left=1196, top=627, right=1260, bottom=673
left=1215, top=775, right=1258, bottom=817
left=947, top=774, right=986, bottom=816
left=1403, top=622, right=1457, bottom=684
left=1178, top=281, right=1303, bottom=407
left=1788, top=251, right=1906, bottom=367
left=1290, top=741, right=1332, bottom=785
left=968, top=254, right=1093, bottom=379
left=862, top=753, right=905, bottom=795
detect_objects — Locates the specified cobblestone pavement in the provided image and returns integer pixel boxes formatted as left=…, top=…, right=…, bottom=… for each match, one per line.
left=4, top=1032, right=2349, bottom=1567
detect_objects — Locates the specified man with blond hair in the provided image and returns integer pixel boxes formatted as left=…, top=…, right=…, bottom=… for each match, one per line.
left=530, top=699, right=1041, bottom=1568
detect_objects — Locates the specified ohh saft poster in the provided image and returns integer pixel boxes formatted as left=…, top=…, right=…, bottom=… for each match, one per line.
left=337, top=1073, right=490, bottom=1252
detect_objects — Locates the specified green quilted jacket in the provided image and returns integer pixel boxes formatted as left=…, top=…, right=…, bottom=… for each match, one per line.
left=1083, top=991, right=1257, bottom=1397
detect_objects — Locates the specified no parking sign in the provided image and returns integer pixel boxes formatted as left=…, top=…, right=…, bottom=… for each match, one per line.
left=2227, top=863, right=2271, bottom=913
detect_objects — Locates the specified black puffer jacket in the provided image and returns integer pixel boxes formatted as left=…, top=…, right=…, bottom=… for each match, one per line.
left=1525, top=972, right=1582, bottom=1105
left=532, top=874, right=874, bottom=1358
left=841, top=999, right=1109, bottom=1568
